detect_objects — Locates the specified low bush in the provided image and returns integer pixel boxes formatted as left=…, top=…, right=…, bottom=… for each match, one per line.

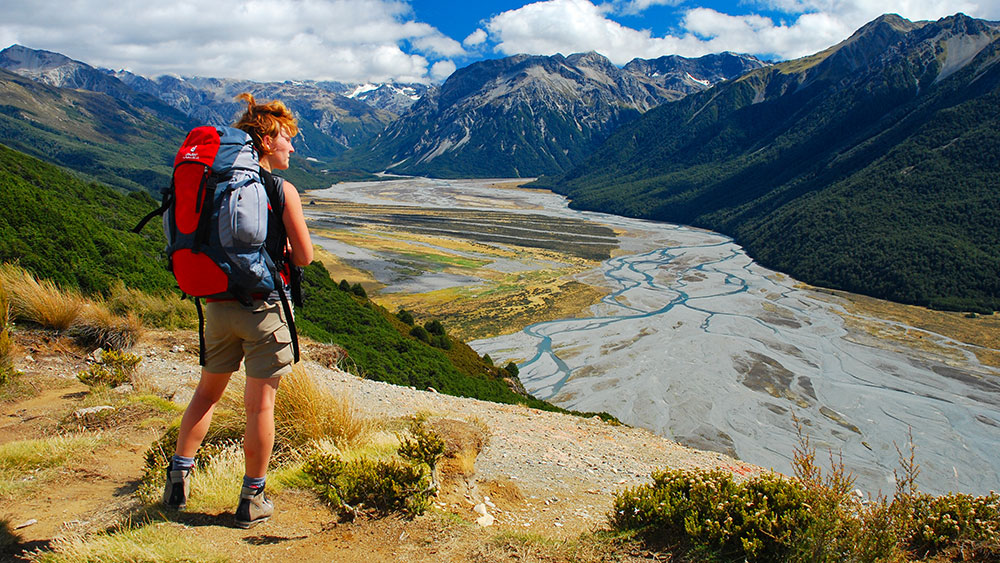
left=303, top=453, right=433, bottom=517
left=612, top=426, right=1000, bottom=562
left=303, top=413, right=445, bottom=518
left=905, top=491, right=1000, bottom=556
left=612, top=468, right=813, bottom=561
left=396, top=309, right=415, bottom=326
left=77, top=349, right=142, bottom=387
left=397, top=414, right=446, bottom=471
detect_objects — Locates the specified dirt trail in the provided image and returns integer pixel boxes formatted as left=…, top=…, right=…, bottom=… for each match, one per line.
left=1, top=330, right=759, bottom=562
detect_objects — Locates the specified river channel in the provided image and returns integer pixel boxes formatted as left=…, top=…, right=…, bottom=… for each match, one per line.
left=309, top=177, right=1000, bottom=496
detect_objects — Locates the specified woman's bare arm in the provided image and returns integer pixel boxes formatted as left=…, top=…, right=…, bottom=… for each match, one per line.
left=281, top=180, right=313, bottom=266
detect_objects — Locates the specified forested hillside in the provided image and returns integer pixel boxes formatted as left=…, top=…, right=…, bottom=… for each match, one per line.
left=0, top=143, right=549, bottom=406
left=0, top=67, right=189, bottom=193
left=541, top=14, right=1000, bottom=312
left=0, top=143, right=173, bottom=293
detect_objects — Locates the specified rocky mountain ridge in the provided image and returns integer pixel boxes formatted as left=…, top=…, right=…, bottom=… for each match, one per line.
left=0, top=44, right=426, bottom=160
left=343, top=50, right=764, bottom=178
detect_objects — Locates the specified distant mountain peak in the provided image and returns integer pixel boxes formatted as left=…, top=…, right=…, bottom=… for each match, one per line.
left=0, top=44, right=78, bottom=72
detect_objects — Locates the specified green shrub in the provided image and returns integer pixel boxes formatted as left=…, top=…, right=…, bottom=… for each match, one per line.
left=430, top=334, right=451, bottom=350
left=409, top=325, right=430, bottom=342
left=77, top=349, right=142, bottom=387
left=482, top=353, right=493, bottom=366
left=396, top=309, right=415, bottom=326
left=350, top=283, right=367, bottom=298
left=424, top=319, right=445, bottom=336
left=397, top=415, right=445, bottom=471
left=504, top=362, right=519, bottom=377
left=905, top=492, right=1000, bottom=555
left=612, top=468, right=814, bottom=561
left=613, top=426, right=1000, bottom=562
left=303, top=453, right=433, bottom=517
left=338, top=279, right=351, bottom=292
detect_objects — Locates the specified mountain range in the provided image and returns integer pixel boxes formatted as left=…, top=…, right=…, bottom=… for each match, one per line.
left=539, top=13, right=1000, bottom=312
left=342, top=51, right=764, bottom=178
left=0, top=44, right=762, bottom=181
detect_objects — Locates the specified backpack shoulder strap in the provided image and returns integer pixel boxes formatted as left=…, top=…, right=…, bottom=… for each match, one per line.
left=258, top=167, right=300, bottom=363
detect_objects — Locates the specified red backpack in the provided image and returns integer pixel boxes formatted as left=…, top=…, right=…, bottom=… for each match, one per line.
left=135, top=125, right=299, bottom=363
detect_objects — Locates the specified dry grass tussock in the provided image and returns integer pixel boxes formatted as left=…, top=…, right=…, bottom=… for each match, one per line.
left=106, top=280, right=195, bottom=330
left=211, top=363, right=374, bottom=452
left=273, top=364, right=375, bottom=449
left=0, top=263, right=86, bottom=331
left=0, top=264, right=148, bottom=351
left=69, top=304, right=144, bottom=351
left=0, top=282, right=16, bottom=385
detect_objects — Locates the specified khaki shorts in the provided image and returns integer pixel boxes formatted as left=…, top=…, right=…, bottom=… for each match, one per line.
left=203, top=300, right=294, bottom=379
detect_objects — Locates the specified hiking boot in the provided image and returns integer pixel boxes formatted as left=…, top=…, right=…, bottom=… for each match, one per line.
left=162, top=466, right=192, bottom=510
left=235, top=485, right=273, bottom=529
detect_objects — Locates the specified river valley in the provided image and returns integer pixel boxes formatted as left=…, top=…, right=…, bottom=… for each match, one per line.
left=306, top=177, right=1000, bottom=497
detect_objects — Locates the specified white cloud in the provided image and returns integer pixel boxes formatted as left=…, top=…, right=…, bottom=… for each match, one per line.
left=431, top=60, right=457, bottom=80
left=0, top=0, right=465, bottom=83
left=464, top=29, right=489, bottom=47
left=485, top=0, right=699, bottom=64
left=481, top=0, right=1000, bottom=64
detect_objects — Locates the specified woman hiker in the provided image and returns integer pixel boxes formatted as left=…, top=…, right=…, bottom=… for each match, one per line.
left=162, top=93, right=313, bottom=528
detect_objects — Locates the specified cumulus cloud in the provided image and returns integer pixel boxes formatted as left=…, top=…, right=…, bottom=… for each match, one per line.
left=0, top=0, right=465, bottom=83
left=464, top=29, right=489, bottom=47
left=482, top=0, right=1000, bottom=63
left=431, top=60, right=457, bottom=80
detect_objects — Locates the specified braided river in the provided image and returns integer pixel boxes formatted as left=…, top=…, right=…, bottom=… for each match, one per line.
left=311, top=177, right=1000, bottom=496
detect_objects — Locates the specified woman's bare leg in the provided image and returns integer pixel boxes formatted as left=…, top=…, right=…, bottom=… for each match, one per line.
left=243, top=376, right=281, bottom=478
left=175, top=369, right=233, bottom=458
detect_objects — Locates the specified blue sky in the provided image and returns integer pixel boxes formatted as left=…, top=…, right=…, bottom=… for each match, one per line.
left=2, top=0, right=997, bottom=83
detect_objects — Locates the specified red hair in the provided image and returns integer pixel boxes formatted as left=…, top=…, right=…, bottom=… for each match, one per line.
left=232, top=93, right=298, bottom=156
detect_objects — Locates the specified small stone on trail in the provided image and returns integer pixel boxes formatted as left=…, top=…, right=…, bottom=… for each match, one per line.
left=24, top=355, right=34, bottom=362
left=171, top=345, right=185, bottom=353
left=74, top=405, right=114, bottom=419
left=15, top=519, right=37, bottom=530
left=476, top=514, right=495, bottom=527
left=427, top=386, right=439, bottom=393
left=473, top=503, right=488, bottom=516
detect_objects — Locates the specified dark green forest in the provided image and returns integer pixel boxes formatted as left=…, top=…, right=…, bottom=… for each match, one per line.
left=0, top=143, right=175, bottom=294
left=539, top=16, right=1000, bottom=313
